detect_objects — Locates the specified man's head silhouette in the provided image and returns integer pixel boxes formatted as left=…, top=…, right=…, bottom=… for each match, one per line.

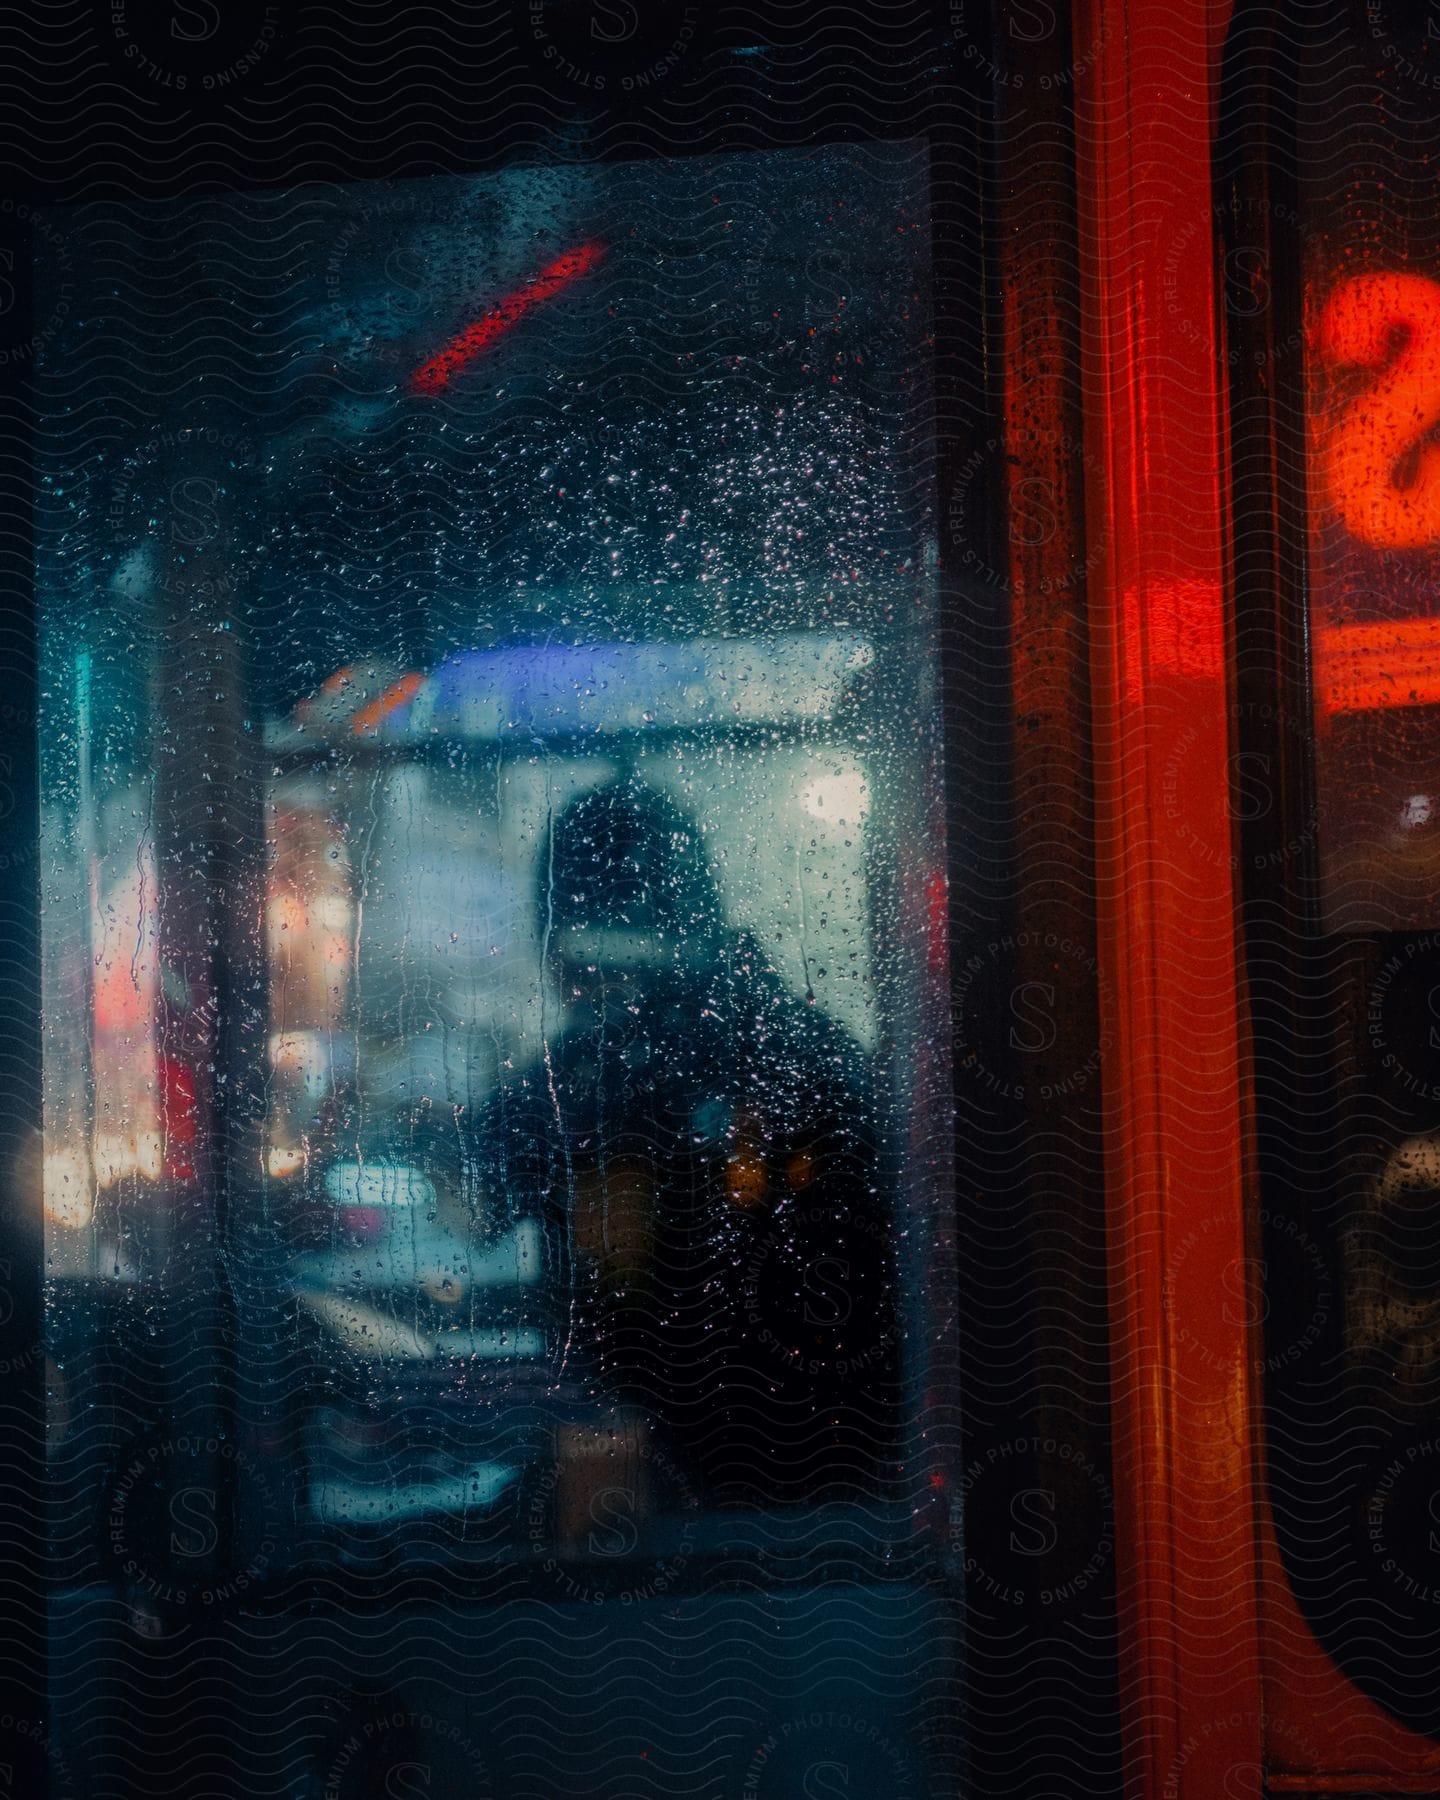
left=544, top=776, right=723, bottom=1004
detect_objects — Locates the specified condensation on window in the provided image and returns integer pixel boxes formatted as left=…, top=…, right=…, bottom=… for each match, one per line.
left=35, top=144, right=960, bottom=1794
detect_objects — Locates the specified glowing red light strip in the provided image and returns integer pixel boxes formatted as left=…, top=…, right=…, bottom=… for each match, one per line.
left=409, top=240, right=606, bottom=394
left=1315, top=618, right=1440, bottom=716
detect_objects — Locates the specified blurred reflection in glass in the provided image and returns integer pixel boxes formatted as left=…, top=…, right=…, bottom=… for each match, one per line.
left=481, top=775, right=898, bottom=1507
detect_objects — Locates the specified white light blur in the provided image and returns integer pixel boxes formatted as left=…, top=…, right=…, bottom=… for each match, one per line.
left=799, top=767, right=870, bottom=825
left=44, top=1148, right=93, bottom=1229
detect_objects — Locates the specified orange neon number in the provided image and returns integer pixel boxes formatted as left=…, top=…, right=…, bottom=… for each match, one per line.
left=1315, top=272, right=1440, bottom=549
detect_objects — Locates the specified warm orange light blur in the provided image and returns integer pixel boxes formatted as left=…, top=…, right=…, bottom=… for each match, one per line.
left=786, top=1150, right=816, bottom=1191
left=1314, top=272, right=1440, bottom=549
left=351, top=671, right=424, bottom=736
left=726, top=1151, right=769, bottom=1211
left=267, top=809, right=352, bottom=1032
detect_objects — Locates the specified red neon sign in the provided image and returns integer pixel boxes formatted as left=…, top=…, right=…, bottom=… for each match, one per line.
left=409, top=240, right=606, bottom=395
left=1314, top=271, right=1440, bottom=549
left=1306, top=274, right=1440, bottom=714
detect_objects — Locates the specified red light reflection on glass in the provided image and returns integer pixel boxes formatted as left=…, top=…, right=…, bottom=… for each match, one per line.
left=409, top=240, right=606, bottom=395
left=1307, top=273, right=1440, bottom=714
left=1314, top=618, right=1440, bottom=716
left=1314, top=272, right=1440, bottom=549
left=1117, top=577, right=1225, bottom=703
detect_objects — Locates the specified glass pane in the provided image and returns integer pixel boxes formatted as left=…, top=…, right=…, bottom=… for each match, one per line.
left=38, top=145, right=961, bottom=1795
left=1235, top=0, right=1440, bottom=1743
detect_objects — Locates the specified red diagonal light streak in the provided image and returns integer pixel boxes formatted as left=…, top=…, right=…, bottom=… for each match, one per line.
left=409, top=240, right=606, bottom=394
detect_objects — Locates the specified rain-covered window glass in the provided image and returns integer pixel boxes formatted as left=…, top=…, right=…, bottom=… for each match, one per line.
left=38, top=147, right=960, bottom=1793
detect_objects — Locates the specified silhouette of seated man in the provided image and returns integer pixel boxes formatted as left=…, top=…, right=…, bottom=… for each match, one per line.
left=482, top=775, right=900, bottom=1506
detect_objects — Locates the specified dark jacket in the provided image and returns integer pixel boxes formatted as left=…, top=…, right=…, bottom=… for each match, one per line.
left=481, top=935, right=900, bottom=1505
